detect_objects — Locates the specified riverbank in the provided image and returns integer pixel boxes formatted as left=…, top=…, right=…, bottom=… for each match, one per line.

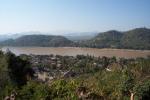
left=1, top=47, right=150, bottom=58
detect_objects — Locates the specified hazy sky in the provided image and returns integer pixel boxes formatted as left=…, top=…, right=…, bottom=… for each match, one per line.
left=0, top=0, right=150, bottom=34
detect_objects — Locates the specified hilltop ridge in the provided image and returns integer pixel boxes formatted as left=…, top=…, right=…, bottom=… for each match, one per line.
left=0, top=28, right=150, bottom=50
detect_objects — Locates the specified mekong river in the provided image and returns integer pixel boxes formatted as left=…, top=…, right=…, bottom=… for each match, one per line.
left=1, top=47, right=150, bottom=58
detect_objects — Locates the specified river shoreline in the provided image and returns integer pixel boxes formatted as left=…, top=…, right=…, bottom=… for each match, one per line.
left=1, top=47, right=150, bottom=58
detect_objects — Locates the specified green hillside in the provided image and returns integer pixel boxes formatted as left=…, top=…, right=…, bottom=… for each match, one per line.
left=81, top=28, right=150, bottom=50
left=85, top=30, right=123, bottom=48
left=121, top=28, right=150, bottom=49
left=0, top=28, right=150, bottom=50
left=0, top=35, right=73, bottom=47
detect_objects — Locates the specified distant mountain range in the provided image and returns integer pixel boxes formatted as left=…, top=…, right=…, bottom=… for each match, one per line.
left=0, top=34, right=22, bottom=42
left=0, top=31, right=51, bottom=42
left=0, top=32, right=97, bottom=42
left=0, top=28, right=150, bottom=50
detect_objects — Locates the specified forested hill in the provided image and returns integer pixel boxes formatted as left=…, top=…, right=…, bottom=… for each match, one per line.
left=0, top=35, right=74, bottom=47
left=0, top=28, right=150, bottom=49
left=80, top=28, right=150, bottom=50
left=121, top=28, right=150, bottom=49
left=81, top=30, right=123, bottom=48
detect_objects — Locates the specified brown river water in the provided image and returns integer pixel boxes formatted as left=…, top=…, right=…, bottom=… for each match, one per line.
left=1, top=47, right=150, bottom=58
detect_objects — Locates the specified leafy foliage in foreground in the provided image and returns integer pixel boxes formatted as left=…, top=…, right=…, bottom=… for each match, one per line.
left=0, top=51, right=150, bottom=100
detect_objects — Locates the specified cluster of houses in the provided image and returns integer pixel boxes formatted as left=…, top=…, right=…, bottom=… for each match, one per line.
left=28, top=54, right=124, bottom=83
left=30, top=55, right=62, bottom=68
left=29, top=55, right=75, bottom=83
